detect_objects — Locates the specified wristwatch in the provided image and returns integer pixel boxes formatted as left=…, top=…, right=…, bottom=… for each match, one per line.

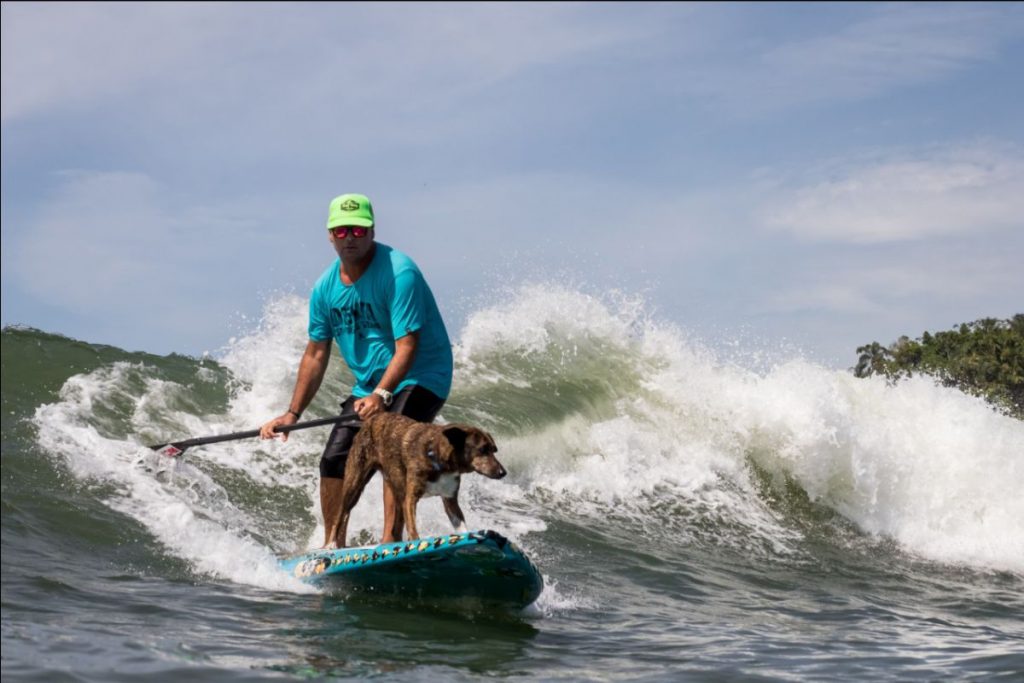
left=372, top=388, right=394, bottom=407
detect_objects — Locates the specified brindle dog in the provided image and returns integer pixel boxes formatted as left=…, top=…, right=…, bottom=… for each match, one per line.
left=331, top=412, right=506, bottom=547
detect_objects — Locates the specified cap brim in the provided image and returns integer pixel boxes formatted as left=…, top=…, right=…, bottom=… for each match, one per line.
left=326, top=218, right=374, bottom=229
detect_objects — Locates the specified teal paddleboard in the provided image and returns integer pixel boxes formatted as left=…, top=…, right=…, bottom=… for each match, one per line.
left=280, top=529, right=543, bottom=608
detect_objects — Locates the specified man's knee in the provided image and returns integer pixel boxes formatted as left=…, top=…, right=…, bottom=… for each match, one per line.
left=319, top=418, right=358, bottom=478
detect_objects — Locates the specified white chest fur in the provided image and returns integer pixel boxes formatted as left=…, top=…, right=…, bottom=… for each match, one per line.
left=423, top=472, right=460, bottom=498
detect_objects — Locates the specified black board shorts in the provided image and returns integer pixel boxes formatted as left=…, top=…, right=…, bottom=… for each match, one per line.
left=319, top=385, right=445, bottom=478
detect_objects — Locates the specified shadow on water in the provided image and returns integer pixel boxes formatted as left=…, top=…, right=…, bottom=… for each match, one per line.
left=263, top=591, right=540, bottom=679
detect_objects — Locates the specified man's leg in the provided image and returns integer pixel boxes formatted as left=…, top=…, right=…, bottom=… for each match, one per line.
left=380, top=386, right=446, bottom=542
left=319, top=397, right=358, bottom=548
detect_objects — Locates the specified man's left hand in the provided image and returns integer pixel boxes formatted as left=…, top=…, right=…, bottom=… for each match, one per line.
left=354, top=393, right=386, bottom=420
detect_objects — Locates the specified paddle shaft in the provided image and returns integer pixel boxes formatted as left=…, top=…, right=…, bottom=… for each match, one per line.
left=149, top=413, right=361, bottom=455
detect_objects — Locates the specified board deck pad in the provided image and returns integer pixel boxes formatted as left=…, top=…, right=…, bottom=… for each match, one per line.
left=279, top=529, right=543, bottom=608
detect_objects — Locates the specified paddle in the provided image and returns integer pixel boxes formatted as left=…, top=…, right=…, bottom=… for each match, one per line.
left=148, top=413, right=362, bottom=458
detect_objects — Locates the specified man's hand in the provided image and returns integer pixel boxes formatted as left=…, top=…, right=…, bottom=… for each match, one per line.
left=260, top=411, right=299, bottom=442
left=353, top=393, right=386, bottom=420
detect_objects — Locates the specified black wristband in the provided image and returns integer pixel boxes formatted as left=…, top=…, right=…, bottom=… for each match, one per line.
left=287, top=409, right=302, bottom=419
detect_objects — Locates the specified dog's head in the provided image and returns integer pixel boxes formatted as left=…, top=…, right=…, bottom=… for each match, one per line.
left=440, top=425, right=506, bottom=479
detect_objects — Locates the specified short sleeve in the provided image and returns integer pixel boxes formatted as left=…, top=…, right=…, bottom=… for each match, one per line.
left=308, top=286, right=332, bottom=341
left=390, top=267, right=425, bottom=339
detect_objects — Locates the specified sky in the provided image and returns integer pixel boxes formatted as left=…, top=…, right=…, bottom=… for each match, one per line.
left=2, top=2, right=1022, bottom=368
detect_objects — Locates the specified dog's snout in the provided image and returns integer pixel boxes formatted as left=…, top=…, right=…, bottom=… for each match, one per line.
left=490, top=459, right=507, bottom=479
left=475, top=456, right=507, bottom=479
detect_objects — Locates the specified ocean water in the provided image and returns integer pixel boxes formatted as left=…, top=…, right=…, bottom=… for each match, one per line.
left=2, top=285, right=1023, bottom=681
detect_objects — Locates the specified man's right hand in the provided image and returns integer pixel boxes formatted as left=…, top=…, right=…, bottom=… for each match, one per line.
left=260, top=411, right=299, bottom=441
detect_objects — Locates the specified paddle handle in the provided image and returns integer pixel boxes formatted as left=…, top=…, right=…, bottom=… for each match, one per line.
left=150, top=413, right=361, bottom=456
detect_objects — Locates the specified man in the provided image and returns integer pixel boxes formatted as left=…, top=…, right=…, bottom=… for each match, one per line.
left=260, top=193, right=453, bottom=548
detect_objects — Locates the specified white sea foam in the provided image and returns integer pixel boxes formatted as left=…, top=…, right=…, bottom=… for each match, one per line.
left=726, top=362, right=1024, bottom=572
left=34, top=284, right=1024, bottom=600
left=33, top=362, right=314, bottom=593
left=453, top=284, right=1024, bottom=573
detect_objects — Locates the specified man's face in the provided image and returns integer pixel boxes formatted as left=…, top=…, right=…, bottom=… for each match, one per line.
left=329, top=225, right=374, bottom=263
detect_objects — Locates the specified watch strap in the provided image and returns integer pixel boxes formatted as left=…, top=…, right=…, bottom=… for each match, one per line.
left=372, top=388, right=394, bottom=407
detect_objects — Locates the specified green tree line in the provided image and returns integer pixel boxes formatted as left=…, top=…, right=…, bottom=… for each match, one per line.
left=852, top=315, right=1024, bottom=419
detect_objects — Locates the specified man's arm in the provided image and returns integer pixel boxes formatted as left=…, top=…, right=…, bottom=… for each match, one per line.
left=260, top=339, right=332, bottom=442
left=353, top=331, right=419, bottom=419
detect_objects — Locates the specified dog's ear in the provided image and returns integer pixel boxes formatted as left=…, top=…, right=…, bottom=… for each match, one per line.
left=441, top=425, right=468, bottom=455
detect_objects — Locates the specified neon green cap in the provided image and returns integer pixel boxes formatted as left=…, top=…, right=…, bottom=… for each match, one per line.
left=326, top=193, right=374, bottom=229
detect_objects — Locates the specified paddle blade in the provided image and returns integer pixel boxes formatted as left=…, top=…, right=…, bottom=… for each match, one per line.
left=154, top=444, right=184, bottom=458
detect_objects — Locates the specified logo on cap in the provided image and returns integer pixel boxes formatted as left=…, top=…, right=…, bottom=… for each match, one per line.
left=340, top=199, right=360, bottom=211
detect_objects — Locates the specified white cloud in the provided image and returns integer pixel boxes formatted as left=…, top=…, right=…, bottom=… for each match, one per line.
left=676, top=4, right=1024, bottom=115
left=761, top=142, right=1024, bottom=243
left=0, top=3, right=653, bottom=127
left=763, top=7, right=1008, bottom=99
left=760, top=247, right=1024, bottom=316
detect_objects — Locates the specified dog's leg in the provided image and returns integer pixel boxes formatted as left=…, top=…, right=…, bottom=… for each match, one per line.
left=442, top=496, right=468, bottom=533
left=381, top=480, right=404, bottom=543
left=401, top=483, right=421, bottom=540
left=334, top=457, right=377, bottom=548
left=392, top=503, right=405, bottom=542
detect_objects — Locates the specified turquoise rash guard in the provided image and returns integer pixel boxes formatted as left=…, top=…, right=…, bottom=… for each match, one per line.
left=307, top=243, right=453, bottom=399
